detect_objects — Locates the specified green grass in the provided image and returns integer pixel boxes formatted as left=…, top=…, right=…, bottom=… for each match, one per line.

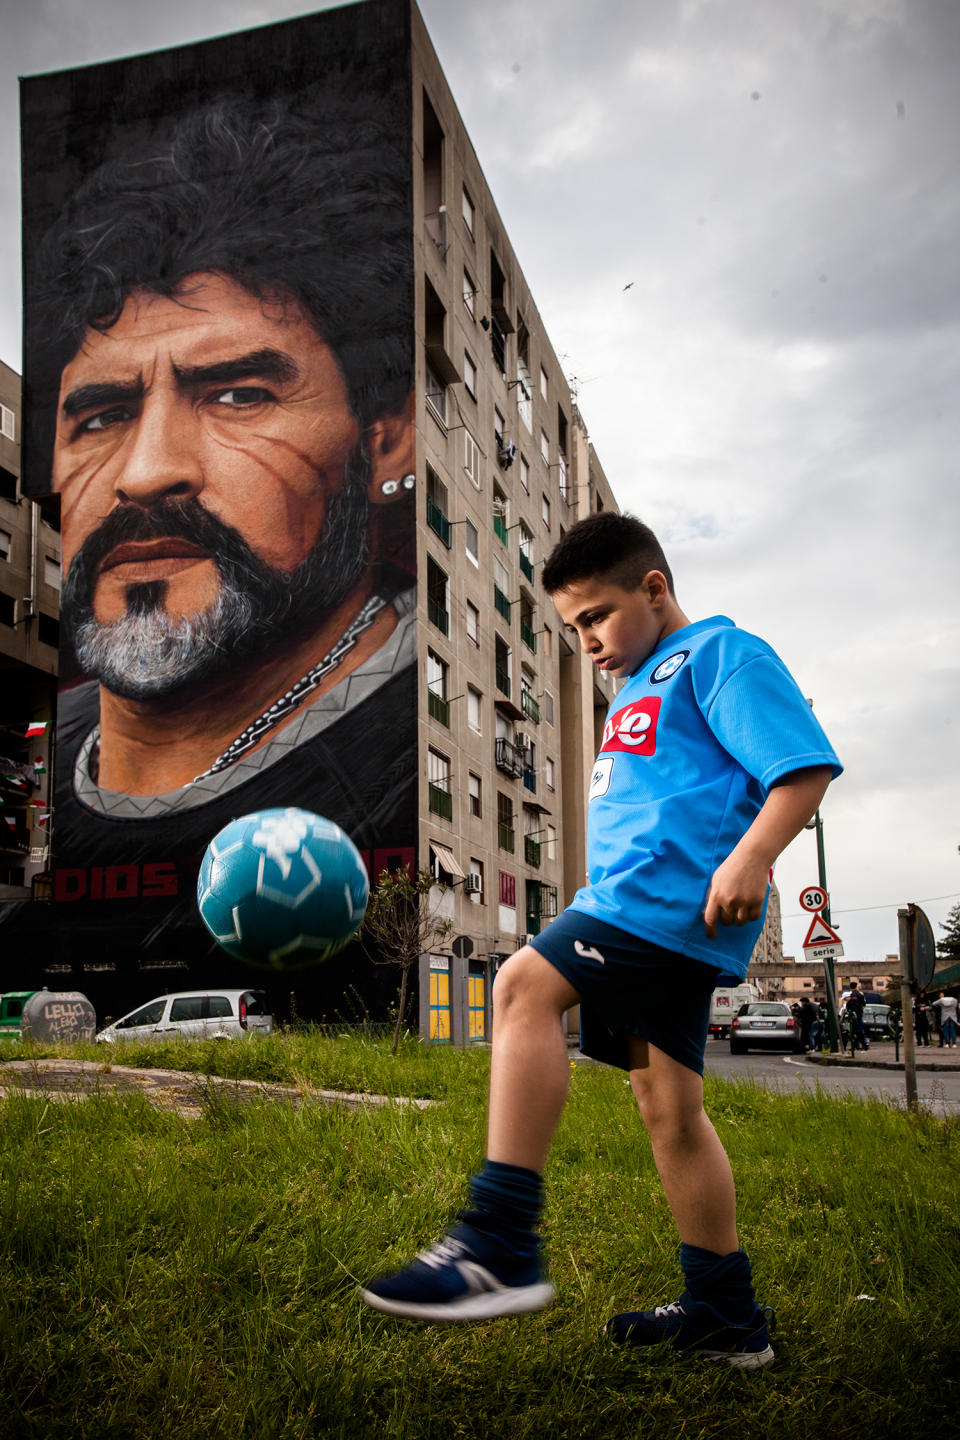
left=1, top=1035, right=959, bottom=1439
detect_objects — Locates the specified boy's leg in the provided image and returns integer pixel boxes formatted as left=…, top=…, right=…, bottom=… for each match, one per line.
left=606, top=1035, right=774, bottom=1369
left=360, top=946, right=580, bottom=1321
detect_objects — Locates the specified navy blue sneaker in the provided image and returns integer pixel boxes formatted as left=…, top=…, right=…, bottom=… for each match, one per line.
left=360, top=1224, right=556, bottom=1322
left=606, top=1292, right=775, bottom=1370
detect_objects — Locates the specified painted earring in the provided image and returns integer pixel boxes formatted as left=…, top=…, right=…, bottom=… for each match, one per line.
left=380, top=479, right=400, bottom=496
left=401, top=473, right=416, bottom=490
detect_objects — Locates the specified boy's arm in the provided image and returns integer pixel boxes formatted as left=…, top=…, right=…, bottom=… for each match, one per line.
left=703, top=765, right=834, bottom=939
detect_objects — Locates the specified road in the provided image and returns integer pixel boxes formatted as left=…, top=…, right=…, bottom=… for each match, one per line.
left=703, top=1038, right=960, bottom=1117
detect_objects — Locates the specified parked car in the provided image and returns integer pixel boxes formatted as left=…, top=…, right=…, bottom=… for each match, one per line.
left=861, top=1003, right=897, bottom=1039
left=96, top=990, right=272, bottom=1044
left=729, top=1002, right=802, bottom=1054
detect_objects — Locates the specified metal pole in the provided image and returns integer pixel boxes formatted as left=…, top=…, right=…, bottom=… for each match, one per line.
left=898, top=907, right=918, bottom=1110
left=814, top=810, right=841, bottom=1052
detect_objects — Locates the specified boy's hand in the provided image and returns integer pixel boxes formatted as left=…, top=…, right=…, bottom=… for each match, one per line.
left=703, top=851, right=771, bottom=938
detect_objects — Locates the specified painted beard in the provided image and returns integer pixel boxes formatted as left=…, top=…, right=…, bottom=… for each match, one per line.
left=62, top=456, right=370, bottom=701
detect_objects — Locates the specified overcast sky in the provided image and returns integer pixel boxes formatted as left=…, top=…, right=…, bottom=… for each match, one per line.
left=2, top=0, right=958, bottom=967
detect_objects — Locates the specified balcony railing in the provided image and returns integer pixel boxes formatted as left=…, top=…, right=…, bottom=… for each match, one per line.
left=427, top=496, right=451, bottom=548
left=494, top=586, right=512, bottom=622
left=519, top=550, right=534, bottom=582
left=428, top=690, right=450, bottom=726
left=495, top=665, right=511, bottom=696
left=428, top=783, right=453, bottom=820
left=428, top=596, right=449, bottom=635
left=524, top=836, right=541, bottom=868
left=497, top=823, right=515, bottom=853
left=521, top=690, right=540, bottom=724
left=520, top=619, right=536, bottom=654
left=495, top=737, right=525, bottom=779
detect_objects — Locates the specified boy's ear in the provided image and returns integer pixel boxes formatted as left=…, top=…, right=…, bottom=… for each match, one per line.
left=366, top=392, right=416, bottom=505
left=644, top=570, right=670, bottom=605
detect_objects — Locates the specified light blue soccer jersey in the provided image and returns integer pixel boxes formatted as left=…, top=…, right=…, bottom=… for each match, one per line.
left=569, top=616, right=842, bottom=978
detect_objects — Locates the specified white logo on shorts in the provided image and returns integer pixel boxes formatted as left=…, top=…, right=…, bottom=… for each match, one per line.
left=574, top=940, right=606, bottom=965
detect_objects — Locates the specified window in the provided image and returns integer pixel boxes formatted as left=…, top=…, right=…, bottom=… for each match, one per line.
left=499, top=870, right=516, bottom=908
left=0, top=595, right=14, bottom=627
left=463, top=350, right=477, bottom=399
left=542, top=494, right=551, bottom=531
left=426, top=467, right=451, bottom=547
left=463, top=270, right=476, bottom=319
left=546, top=824, right=557, bottom=860
left=539, top=366, right=549, bottom=401
left=467, top=685, right=482, bottom=734
left=468, top=772, right=482, bottom=818
left=0, top=404, right=14, bottom=442
left=462, top=185, right=475, bottom=236
left=543, top=690, right=555, bottom=726
left=466, top=600, right=480, bottom=647
left=494, top=555, right=510, bottom=622
left=43, top=556, right=61, bottom=590
left=464, top=429, right=481, bottom=487
left=428, top=748, right=453, bottom=820
left=520, top=454, right=529, bottom=493
left=540, top=428, right=550, bottom=465
left=427, top=650, right=449, bottom=726
left=0, top=528, right=10, bottom=561
left=493, top=486, right=509, bottom=546
left=465, top=516, right=479, bottom=565
left=518, top=523, right=534, bottom=581
left=497, top=792, right=515, bottom=853
left=425, top=360, right=446, bottom=424
left=427, top=555, right=449, bottom=635
left=38, top=614, right=59, bottom=650
left=495, top=634, right=511, bottom=695
left=545, top=756, right=556, bottom=791
left=543, top=624, right=553, bottom=657
left=468, top=858, right=484, bottom=904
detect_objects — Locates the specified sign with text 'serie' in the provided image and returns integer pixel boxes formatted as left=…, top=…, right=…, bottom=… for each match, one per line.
left=800, top=908, right=844, bottom=963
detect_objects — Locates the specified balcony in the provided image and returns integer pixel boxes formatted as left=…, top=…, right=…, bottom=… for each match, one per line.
left=493, top=514, right=508, bottom=545
left=427, top=496, right=451, bottom=548
left=424, top=208, right=448, bottom=259
left=520, top=619, right=536, bottom=654
left=498, top=823, right=515, bottom=853
left=428, top=783, right=453, bottom=820
left=428, top=690, right=450, bottom=726
left=495, top=665, right=511, bottom=697
left=521, top=690, right=540, bottom=724
left=428, top=596, right=449, bottom=635
left=494, top=586, right=512, bottom=622
left=495, top=737, right=525, bottom=779
left=519, top=550, right=534, bottom=582
left=523, top=767, right=537, bottom=794
left=524, top=836, right=541, bottom=868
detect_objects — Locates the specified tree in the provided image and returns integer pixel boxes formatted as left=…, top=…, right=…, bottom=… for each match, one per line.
left=937, top=902, right=960, bottom=964
left=359, top=866, right=452, bottom=1055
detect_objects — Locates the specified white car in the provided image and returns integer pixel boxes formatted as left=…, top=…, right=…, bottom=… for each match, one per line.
left=96, top=990, right=272, bottom=1043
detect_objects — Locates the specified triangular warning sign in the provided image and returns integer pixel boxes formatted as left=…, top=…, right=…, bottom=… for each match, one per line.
left=803, top=912, right=842, bottom=948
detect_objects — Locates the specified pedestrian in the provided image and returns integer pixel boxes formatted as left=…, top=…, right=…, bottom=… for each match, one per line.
left=915, top=993, right=931, bottom=1047
left=361, top=511, right=841, bottom=1370
left=798, top=996, right=819, bottom=1052
left=933, top=991, right=958, bottom=1049
left=846, top=982, right=868, bottom=1052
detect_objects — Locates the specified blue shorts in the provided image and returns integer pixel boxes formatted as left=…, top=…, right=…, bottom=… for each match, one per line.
left=529, top=910, right=717, bottom=1075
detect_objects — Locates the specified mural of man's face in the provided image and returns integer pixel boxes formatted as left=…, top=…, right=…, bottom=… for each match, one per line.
left=52, top=272, right=374, bottom=698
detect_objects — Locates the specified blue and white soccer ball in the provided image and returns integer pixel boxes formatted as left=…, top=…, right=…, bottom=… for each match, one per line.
left=196, top=808, right=369, bottom=970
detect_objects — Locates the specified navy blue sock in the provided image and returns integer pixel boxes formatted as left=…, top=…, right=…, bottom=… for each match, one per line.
left=679, top=1243, right=757, bottom=1320
left=460, top=1159, right=544, bottom=1255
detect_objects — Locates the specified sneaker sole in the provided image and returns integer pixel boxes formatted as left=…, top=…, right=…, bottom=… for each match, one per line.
left=699, top=1343, right=775, bottom=1371
left=359, top=1280, right=556, bottom=1322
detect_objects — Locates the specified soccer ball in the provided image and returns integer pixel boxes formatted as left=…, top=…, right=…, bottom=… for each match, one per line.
left=196, top=808, right=369, bottom=970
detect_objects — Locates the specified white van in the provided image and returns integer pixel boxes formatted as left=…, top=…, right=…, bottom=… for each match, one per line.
left=96, top=990, right=272, bottom=1043
left=708, top=981, right=760, bottom=1038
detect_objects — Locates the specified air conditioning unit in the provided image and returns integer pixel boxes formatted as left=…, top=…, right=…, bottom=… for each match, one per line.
left=463, top=873, right=482, bottom=895
left=515, top=731, right=531, bottom=753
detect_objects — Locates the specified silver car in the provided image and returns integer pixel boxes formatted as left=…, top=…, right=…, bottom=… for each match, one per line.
left=729, top=1001, right=802, bottom=1054
left=96, top=989, right=272, bottom=1043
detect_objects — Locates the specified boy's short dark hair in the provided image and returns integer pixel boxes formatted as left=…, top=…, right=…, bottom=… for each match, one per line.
left=541, top=512, right=675, bottom=596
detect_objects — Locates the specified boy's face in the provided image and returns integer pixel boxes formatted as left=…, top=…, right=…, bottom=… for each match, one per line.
left=553, top=574, right=681, bottom=678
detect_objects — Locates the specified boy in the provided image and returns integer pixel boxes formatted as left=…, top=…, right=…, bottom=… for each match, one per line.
left=361, top=512, right=841, bottom=1369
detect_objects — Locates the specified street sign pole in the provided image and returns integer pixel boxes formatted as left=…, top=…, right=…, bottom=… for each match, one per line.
left=898, top=907, right=918, bottom=1110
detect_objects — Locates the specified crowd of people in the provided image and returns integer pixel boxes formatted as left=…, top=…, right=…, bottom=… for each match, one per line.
left=788, top=986, right=959, bottom=1053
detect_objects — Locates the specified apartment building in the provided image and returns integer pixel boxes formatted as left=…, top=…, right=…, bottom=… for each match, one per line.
left=0, top=360, right=59, bottom=902
left=410, top=10, right=621, bottom=1044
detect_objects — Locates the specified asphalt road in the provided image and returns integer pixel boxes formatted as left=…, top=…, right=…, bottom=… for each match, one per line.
left=703, top=1038, right=960, bottom=1116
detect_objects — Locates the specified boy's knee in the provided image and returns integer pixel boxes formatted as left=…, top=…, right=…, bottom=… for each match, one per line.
left=492, top=946, right=576, bottom=1019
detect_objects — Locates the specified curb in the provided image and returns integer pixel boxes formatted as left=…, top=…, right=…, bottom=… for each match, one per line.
left=803, top=1053, right=960, bottom=1073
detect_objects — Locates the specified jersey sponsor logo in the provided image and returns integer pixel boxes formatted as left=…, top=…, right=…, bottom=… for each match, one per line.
left=650, top=649, right=690, bottom=683
left=588, top=756, right=615, bottom=800
left=574, top=940, right=606, bottom=964
left=599, top=697, right=661, bottom=757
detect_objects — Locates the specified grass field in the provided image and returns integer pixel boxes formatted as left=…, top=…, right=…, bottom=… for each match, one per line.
left=1, top=1032, right=958, bottom=1439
